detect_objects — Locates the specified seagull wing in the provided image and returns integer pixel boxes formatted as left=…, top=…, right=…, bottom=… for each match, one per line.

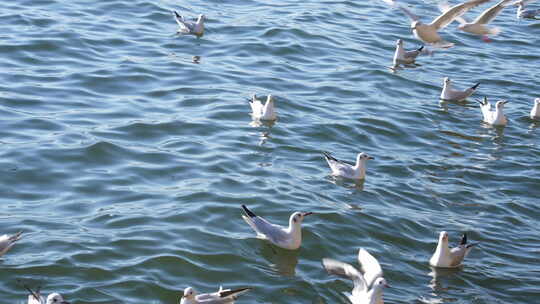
left=397, top=4, right=420, bottom=21
left=474, top=0, right=513, bottom=24
left=322, top=258, right=368, bottom=295
left=323, top=152, right=356, bottom=177
left=173, top=11, right=192, bottom=32
left=439, top=2, right=469, bottom=24
left=358, top=248, right=384, bottom=288
left=249, top=95, right=264, bottom=116
left=430, top=0, right=491, bottom=29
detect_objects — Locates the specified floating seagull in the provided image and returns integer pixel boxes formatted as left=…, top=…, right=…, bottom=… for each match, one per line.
left=0, top=231, right=22, bottom=257
left=241, top=205, right=312, bottom=250
left=477, top=97, right=508, bottom=126
left=249, top=94, right=276, bottom=121
left=530, top=98, right=540, bottom=119
left=26, top=286, right=70, bottom=304
left=173, top=11, right=205, bottom=36
left=392, top=39, right=424, bottom=68
left=440, top=77, right=480, bottom=101
left=514, top=0, right=540, bottom=19
left=450, top=0, right=514, bottom=42
left=180, top=286, right=251, bottom=304
left=322, top=248, right=388, bottom=304
left=323, top=151, right=374, bottom=180
left=392, top=0, right=492, bottom=47
left=429, top=231, right=477, bottom=268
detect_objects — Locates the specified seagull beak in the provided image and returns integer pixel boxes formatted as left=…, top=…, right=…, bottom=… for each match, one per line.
left=302, top=212, right=313, bottom=217
left=385, top=283, right=391, bottom=288
left=61, top=302, right=71, bottom=304
left=502, top=100, right=508, bottom=105
left=368, top=156, right=374, bottom=160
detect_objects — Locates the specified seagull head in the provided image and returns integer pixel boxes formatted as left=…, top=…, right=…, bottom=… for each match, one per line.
left=534, top=98, right=540, bottom=104
left=356, top=152, right=374, bottom=164
left=197, top=14, right=205, bottom=23
left=411, top=20, right=421, bottom=30
left=496, top=100, right=508, bottom=109
left=439, top=231, right=449, bottom=244
left=374, top=277, right=390, bottom=289
left=289, top=211, right=313, bottom=226
left=46, top=293, right=70, bottom=304
left=396, top=39, right=403, bottom=46
left=443, top=77, right=451, bottom=85
left=182, top=287, right=196, bottom=300
left=266, top=94, right=275, bottom=103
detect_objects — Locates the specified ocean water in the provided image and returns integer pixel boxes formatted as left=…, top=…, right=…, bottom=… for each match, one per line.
left=0, top=0, right=539, bottom=303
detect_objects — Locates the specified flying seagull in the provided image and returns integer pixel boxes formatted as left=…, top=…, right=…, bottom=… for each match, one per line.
left=323, top=248, right=389, bottom=304
left=391, top=0, right=492, bottom=47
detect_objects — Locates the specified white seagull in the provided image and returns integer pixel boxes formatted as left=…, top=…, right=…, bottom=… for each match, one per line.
left=392, top=39, right=424, bottom=68
left=173, top=11, right=205, bottom=36
left=530, top=98, right=540, bottom=119
left=180, top=286, right=251, bottom=304
left=0, top=231, right=22, bottom=257
left=241, top=205, right=312, bottom=250
left=393, top=0, right=492, bottom=47
left=477, top=97, right=508, bottom=126
left=440, top=77, right=480, bottom=101
left=249, top=94, right=276, bottom=121
left=429, top=231, right=477, bottom=268
left=26, top=286, right=71, bottom=304
left=323, top=151, right=374, bottom=180
left=322, top=248, right=389, bottom=304
left=514, top=0, right=540, bottom=19
left=452, top=0, right=514, bottom=42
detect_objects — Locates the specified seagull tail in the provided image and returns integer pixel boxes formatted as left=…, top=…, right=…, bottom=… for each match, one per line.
left=488, top=27, right=502, bottom=36
left=459, top=233, right=468, bottom=245
left=221, top=287, right=252, bottom=298
left=322, top=151, right=337, bottom=162
left=241, top=205, right=257, bottom=218
left=9, top=231, right=23, bottom=243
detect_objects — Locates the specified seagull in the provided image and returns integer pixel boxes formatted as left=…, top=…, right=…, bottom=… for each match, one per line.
left=429, top=231, right=477, bottom=268
left=514, top=0, right=540, bottom=19
left=180, top=286, right=251, bottom=304
left=451, top=0, right=514, bottom=42
left=241, top=205, right=312, bottom=250
left=477, top=97, right=508, bottom=126
left=392, top=0, right=492, bottom=47
left=25, top=286, right=71, bottom=304
left=173, top=11, right=205, bottom=36
left=530, top=98, right=540, bottom=119
left=323, top=151, right=374, bottom=180
left=322, top=248, right=389, bottom=304
left=440, top=77, right=480, bottom=101
left=249, top=94, right=276, bottom=121
left=392, top=39, right=424, bottom=68
left=0, top=231, right=22, bottom=257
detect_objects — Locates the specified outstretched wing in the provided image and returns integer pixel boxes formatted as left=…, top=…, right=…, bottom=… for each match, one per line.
left=358, top=248, right=384, bottom=288
left=323, top=258, right=367, bottom=296
left=397, top=4, right=421, bottom=21
left=430, top=0, right=491, bottom=29
left=474, top=0, right=513, bottom=24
